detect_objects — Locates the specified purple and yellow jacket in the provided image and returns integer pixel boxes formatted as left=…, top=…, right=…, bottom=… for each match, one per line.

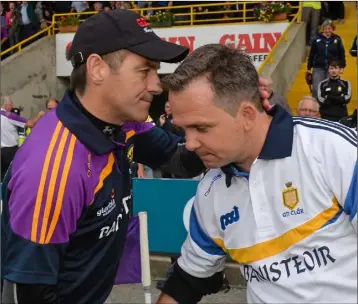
left=1, top=91, right=204, bottom=304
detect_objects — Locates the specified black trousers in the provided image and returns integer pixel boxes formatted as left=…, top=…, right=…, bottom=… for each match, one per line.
left=1, top=146, right=18, bottom=181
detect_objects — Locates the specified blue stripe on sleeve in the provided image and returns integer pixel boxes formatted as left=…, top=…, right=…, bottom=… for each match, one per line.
left=189, top=206, right=225, bottom=256
left=293, top=120, right=357, bottom=147
left=344, top=162, right=357, bottom=222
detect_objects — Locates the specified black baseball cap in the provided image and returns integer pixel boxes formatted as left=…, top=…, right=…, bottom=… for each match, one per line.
left=69, top=9, right=189, bottom=68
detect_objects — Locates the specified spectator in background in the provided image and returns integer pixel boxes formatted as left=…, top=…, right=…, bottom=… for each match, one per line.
left=115, top=1, right=122, bottom=10
left=71, top=1, right=87, bottom=13
left=6, top=2, right=21, bottom=49
left=46, top=98, right=59, bottom=110
left=261, top=77, right=292, bottom=114
left=0, top=4, right=9, bottom=47
left=193, top=1, right=217, bottom=24
left=42, top=7, right=53, bottom=26
left=326, top=1, right=345, bottom=24
left=50, top=1, right=72, bottom=14
left=0, top=3, right=6, bottom=28
left=152, top=1, right=173, bottom=9
left=302, top=1, right=321, bottom=46
left=1, top=96, right=44, bottom=181
left=350, top=36, right=357, bottom=57
left=1, top=20, right=9, bottom=46
left=93, top=1, right=104, bottom=12
left=297, top=96, right=320, bottom=117
left=120, top=2, right=132, bottom=10
left=20, top=1, right=39, bottom=40
left=35, top=1, right=48, bottom=30
left=78, top=1, right=92, bottom=19
left=17, top=98, right=59, bottom=147
left=307, top=19, right=346, bottom=100
left=157, top=101, right=186, bottom=179
left=158, top=101, right=185, bottom=137
left=135, top=1, right=149, bottom=9
left=317, top=60, right=351, bottom=121
left=10, top=106, right=27, bottom=147
left=105, top=1, right=116, bottom=11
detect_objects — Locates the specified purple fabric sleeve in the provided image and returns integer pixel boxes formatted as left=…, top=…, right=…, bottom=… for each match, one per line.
left=121, top=121, right=154, bottom=134
left=1, top=25, right=8, bottom=39
left=115, top=215, right=142, bottom=285
left=1, top=110, right=27, bottom=128
left=7, top=111, right=27, bottom=123
left=8, top=112, right=88, bottom=244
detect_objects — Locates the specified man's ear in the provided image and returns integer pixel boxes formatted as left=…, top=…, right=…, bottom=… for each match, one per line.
left=236, top=102, right=257, bottom=132
left=86, top=54, right=109, bottom=85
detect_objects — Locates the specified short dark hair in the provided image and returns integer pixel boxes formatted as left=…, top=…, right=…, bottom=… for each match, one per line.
left=66, top=50, right=128, bottom=96
left=162, top=44, right=262, bottom=114
left=328, top=59, right=341, bottom=68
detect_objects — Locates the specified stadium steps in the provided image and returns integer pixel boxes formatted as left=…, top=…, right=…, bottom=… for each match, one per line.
left=286, top=2, right=357, bottom=114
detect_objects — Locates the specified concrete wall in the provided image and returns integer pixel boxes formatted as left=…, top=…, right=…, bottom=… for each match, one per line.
left=259, top=22, right=306, bottom=97
left=1, top=36, right=68, bottom=118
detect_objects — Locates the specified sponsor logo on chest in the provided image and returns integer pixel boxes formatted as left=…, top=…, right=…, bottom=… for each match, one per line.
left=97, top=189, right=116, bottom=217
left=220, top=206, right=240, bottom=231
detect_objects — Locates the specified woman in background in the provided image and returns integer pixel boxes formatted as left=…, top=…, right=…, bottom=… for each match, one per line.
left=307, top=19, right=346, bottom=99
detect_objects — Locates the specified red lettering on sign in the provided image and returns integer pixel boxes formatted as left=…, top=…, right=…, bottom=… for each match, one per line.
left=237, top=34, right=251, bottom=51
left=161, top=36, right=195, bottom=53
left=219, top=32, right=282, bottom=53
left=219, top=34, right=235, bottom=48
left=261, top=32, right=281, bottom=52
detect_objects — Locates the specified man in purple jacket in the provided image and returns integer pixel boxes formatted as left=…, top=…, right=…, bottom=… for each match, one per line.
left=1, top=9, right=203, bottom=304
left=1, top=9, right=272, bottom=304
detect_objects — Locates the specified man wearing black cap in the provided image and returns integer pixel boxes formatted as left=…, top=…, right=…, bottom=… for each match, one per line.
left=1, top=9, right=271, bottom=304
left=1, top=9, right=204, bottom=304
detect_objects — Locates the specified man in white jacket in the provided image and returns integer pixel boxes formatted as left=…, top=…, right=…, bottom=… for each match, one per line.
left=156, top=44, right=357, bottom=304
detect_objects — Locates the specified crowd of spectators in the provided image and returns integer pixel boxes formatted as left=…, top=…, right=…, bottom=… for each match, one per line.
left=0, top=1, right=300, bottom=55
left=0, top=1, right=350, bottom=56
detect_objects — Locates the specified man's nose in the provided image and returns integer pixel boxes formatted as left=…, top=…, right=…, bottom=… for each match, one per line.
left=147, top=73, right=163, bottom=95
left=185, top=134, right=201, bottom=152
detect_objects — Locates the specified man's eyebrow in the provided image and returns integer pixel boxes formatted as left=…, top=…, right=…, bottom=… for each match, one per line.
left=185, top=122, right=214, bottom=128
left=148, top=60, right=160, bottom=70
left=136, top=61, right=160, bottom=70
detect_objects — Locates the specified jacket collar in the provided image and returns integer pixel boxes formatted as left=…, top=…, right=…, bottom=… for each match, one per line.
left=221, top=105, right=293, bottom=186
left=56, top=91, right=125, bottom=155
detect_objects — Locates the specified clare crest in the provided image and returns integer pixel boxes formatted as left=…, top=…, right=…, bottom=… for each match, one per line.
left=282, top=182, right=299, bottom=210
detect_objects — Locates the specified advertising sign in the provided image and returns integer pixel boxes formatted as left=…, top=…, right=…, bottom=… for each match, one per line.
left=56, top=22, right=288, bottom=76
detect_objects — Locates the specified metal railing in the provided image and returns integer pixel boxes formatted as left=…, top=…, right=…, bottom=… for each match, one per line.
left=1, top=25, right=53, bottom=57
left=131, top=2, right=299, bottom=26
left=1, top=2, right=301, bottom=58
left=51, top=11, right=97, bottom=34
left=257, top=2, right=303, bottom=74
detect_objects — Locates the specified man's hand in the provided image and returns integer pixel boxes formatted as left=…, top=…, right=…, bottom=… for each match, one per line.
left=137, top=163, right=146, bottom=178
left=159, top=114, right=166, bottom=127
left=258, top=77, right=272, bottom=111
left=156, top=293, right=178, bottom=304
